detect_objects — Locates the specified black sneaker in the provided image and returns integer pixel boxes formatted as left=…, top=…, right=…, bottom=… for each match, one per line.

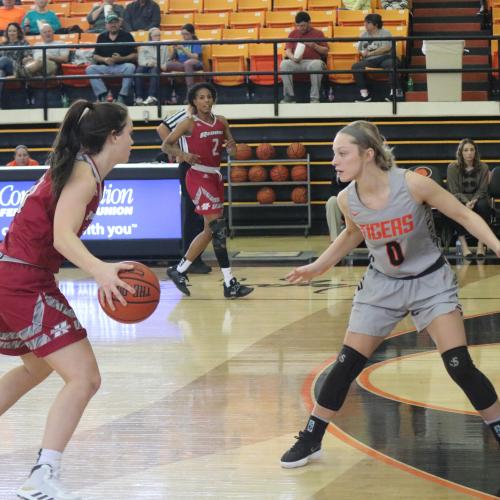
left=167, top=266, right=190, bottom=296
left=223, top=278, right=254, bottom=299
left=189, top=259, right=212, bottom=274
left=280, top=431, right=322, bottom=468
left=355, top=94, right=372, bottom=102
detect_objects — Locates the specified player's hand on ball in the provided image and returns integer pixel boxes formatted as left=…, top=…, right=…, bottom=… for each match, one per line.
left=96, top=261, right=136, bottom=311
left=285, top=263, right=320, bottom=284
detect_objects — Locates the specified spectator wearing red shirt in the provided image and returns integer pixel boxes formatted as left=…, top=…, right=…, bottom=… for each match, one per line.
left=280, top=11, right=328, bottom=104
left=6, top=145, right=40, bottom=166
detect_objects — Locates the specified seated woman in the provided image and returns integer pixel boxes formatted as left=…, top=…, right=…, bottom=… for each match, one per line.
left=134, top=27, right=168, bottom=105
left=6, top=145, right=40, bottom=166
left=0, top=23, right=32, bottom=106
left=165, top=23, right=203, bottom=93
left=447, top=138, right=491, bottom=258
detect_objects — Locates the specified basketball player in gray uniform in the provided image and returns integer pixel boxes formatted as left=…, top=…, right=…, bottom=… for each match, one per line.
left=281, top=120, right=500, bottom=468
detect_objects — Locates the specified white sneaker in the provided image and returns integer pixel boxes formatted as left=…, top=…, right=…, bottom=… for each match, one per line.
left=143, top=96, right=158, bottom=105
left=16, top=464, right=82, bottom=500
left=135, top=97, right=144, bottom=105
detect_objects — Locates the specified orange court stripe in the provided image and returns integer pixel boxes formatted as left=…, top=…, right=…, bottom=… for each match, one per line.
left=300, top=319, right=500, bottom=500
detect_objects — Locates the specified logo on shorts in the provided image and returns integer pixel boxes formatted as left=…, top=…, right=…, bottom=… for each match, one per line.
left=449, top=356, right=459, bottom=368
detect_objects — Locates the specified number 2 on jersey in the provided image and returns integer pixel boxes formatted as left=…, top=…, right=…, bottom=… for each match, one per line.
left=211, top=138, right=220, bottom=156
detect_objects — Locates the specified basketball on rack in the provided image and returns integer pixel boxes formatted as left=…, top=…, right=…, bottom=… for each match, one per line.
left=291, top=186, right=307, bottom=204
left=290, top=165, right=307, bottom=181
left=287, top=142, right=306, bottom=159
left=98, top=262, right=160, bottom=323
left=256, top=143, right=276, bottom=160
left=248, top=165, right=268, bottom=182
left=270, top=164, right=289, bottom=182
left=235, top=143, right=253, bottom=160
left=230, top=166, right=248, bottom=182
left=257, top=186, right=276, bottom=204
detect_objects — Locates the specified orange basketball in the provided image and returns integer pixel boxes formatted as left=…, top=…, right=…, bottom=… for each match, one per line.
left=98, top=261, right=160, bottom=323
left=257, top=186, right=276, bottom=204
left=291, top=186, right=307, bottom=204
left=248, top=165, right=268, bottom=182
left=270, top=164, right=289, bottom=182
left=235, top=143, right=253, bottom=161
left=287, top=142, right=306, bottom=159
left=230, top=166, right=248, bottom=182
left=256, top=143, right=276, bottom=160
left=291, top=165, right=307, bottom=181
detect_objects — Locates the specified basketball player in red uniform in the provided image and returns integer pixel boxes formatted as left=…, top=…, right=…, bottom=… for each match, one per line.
left=162, top=82, right=253, bottom=298
left=0, top=100, right=135, bottom=499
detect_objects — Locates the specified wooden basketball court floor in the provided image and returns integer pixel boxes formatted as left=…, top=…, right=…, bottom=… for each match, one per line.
left=0, top=236, right=499, bottom=500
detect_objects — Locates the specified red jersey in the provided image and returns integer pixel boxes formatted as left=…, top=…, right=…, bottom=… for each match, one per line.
left=0, top=155, right=102, bottom=274
left=185, top=115, right=226, bottom=168
left=285, top=28, right=327, bottom=60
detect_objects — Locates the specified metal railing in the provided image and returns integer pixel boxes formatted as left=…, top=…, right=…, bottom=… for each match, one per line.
left=0, top=33, right=498, bottom=119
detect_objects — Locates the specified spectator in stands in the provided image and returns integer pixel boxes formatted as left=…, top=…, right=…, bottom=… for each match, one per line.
left=21, top=24, right=69, bottom=78
left=22, top=0, right=61, bottom=36
left=0, top=0, right=24, bottom=34
left=279, top=11, right=328, bottom=104
left=381, top=0, right=408, bottom=9
left=86, top=13, right=137, bottom=104
left=352, top=13, right=402, bottom=102
left=122, top=0, right=160, bottom=32
left=87, top=0, right=125, bottom=34
left=0, top=22, right=31, bottom=103
left=447, top=138, right=491, bottom=258
left=6, top=144, right=40, bottom=166
left=342, top=0, right=371, bottom=9
left=135, top=27, right=168, bottom=105
left=165, top=24, right=203, bottom=94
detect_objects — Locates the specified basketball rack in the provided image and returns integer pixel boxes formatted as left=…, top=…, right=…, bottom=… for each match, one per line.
left=226, top=155, right=312, bottom=237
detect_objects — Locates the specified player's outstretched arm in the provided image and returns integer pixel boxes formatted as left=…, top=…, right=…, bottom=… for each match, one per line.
left=53, top=162, right=135, bottom=309
left=286, top=190, right=364, bottom=283
left=407, top=170, right=500, bottom=257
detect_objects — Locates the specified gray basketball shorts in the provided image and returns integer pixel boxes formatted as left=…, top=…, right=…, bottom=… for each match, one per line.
left=348, top=262, right=460, bottom=337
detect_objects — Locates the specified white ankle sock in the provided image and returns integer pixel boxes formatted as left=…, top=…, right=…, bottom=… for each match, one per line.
left=177, top=258, right=191, bottom=273
left=221, top=268, right=234, bottom=286
left=37, top=448, right=62, bottom=472
left=360, top=90, right=369, bottom=98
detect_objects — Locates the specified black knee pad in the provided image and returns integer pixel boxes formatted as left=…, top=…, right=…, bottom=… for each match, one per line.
left=209, top=218, right=227, bottom=250
left=442, top=346, right=498, bottom=411
left=316, top=345, right=368, bottom=411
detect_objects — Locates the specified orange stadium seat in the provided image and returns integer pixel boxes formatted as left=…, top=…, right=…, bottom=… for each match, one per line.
left=69, top=2, right=93, bottom=18
left=168, top=0, right=203, bottom=13
left=80, top=32, right=99, bottom=44
left=237, top=0, right=271, bottom=12
left=59, top=16, right=89, bottom=31
left=131, top=31, right=149, bottom=42
left=161, top=30, right=183, bottom=40
left=211, top=43, right=248, bottom=85
left=259, top=27, right=293, bottom=40
left=203, top=0, right=237, bottom=13
left=160, top=13, right=194, bottom=30
left=229, top=11, right=266, bottom=29
left=327, top=35, right=360, bottom=84
left=54, top=33, right=79, bottom=44
left=248, top=42, right=283, bottom=85
left=265, top=10, right=298, bottom=28
left=337, top=9, right=371, bottom=27
left=385, top=25, right=407, bottom=59
left=310, top=9, right=336, bottom=30
left=307, top=0, right=341, bottom=9
left=222, top=27, right=259, bottom=39
left=374, top=9, right=409, bottom=27
left=196, top=28, right=223, bottom=69
left=273, top=0, right=307, bottom=10
left=194, top=12, right=230, bottom=30
left=51, top=3, right=70, bottom=17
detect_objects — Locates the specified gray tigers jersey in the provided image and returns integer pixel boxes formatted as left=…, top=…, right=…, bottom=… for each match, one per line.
left=346, top=167, right=442, bottom=278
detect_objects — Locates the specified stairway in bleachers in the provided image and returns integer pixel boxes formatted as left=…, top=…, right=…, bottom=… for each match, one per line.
left=407, top=0, right=491, bottom=101
left=2, top=117, right=499, bottom=233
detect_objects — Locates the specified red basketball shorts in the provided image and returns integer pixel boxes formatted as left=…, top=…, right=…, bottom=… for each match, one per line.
left=0, top=261, right=87, bottom=357
left=185, top=167, right=224, bottom=215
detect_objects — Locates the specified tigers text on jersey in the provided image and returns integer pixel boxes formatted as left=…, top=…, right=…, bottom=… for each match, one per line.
left=185, top=115, right=225, bottom=168
left=346, top=167, right=442, bottom=278
left=0, top=155, right=102, bottom=273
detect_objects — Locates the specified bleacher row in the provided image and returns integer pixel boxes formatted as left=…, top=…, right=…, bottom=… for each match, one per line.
left=16, top=6, right=409, bottom=92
